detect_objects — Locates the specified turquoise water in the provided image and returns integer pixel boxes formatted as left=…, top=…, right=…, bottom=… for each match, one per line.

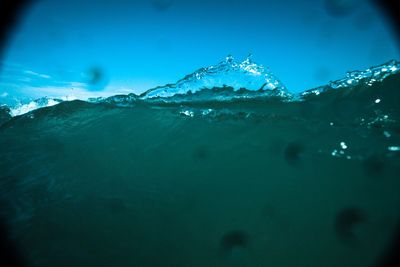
left=0, top=59, right=400, bottom=266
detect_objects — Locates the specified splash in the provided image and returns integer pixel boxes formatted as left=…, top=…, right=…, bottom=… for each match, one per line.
left=140, top=54, right=287, bottom=99
left=301, top=60, right=400, bottom=97
left=8, top=96, right=78, bottom=117
left=9, top=97, right=64, bottom=117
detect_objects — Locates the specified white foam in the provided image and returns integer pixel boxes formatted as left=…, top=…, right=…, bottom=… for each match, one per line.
left=10, top=98, right=62, bottom=117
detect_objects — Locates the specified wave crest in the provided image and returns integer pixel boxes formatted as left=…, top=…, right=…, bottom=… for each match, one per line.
left=140, top=54, right=287, bottom=99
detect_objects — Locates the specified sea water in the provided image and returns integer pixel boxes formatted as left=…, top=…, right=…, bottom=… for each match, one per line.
left=0, top=56, right=400, bottom=267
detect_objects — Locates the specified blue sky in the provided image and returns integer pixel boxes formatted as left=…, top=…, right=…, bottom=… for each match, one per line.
left=0, top=0, right=399, bottom=104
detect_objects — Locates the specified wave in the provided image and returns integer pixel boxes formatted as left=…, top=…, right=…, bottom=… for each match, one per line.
left=301, top=60, right=400, bottom=97
left=2, top=57, right=400, bottom=118
left=140, top=54, right=287, bottom=99
left=8, top=97, right=64, bottom=117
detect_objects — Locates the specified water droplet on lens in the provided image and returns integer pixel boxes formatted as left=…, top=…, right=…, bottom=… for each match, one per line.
left=220, top=230, right=249, bottom=253
left=87, top=67, right=102, bottom=85
left=83, top=66, right=108, bottom=91
left=193, top=146, right=209, bottom=160
left=284, top=141, right=304, bottom=166
left=334, top=207, right=366, bottom=243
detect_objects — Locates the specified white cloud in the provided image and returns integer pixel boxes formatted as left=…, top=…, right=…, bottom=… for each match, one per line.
left=24, top=70, right=51, bottom=79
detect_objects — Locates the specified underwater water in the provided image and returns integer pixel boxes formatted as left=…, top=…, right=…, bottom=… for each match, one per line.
left=1, top=57, right=400, bottom=267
